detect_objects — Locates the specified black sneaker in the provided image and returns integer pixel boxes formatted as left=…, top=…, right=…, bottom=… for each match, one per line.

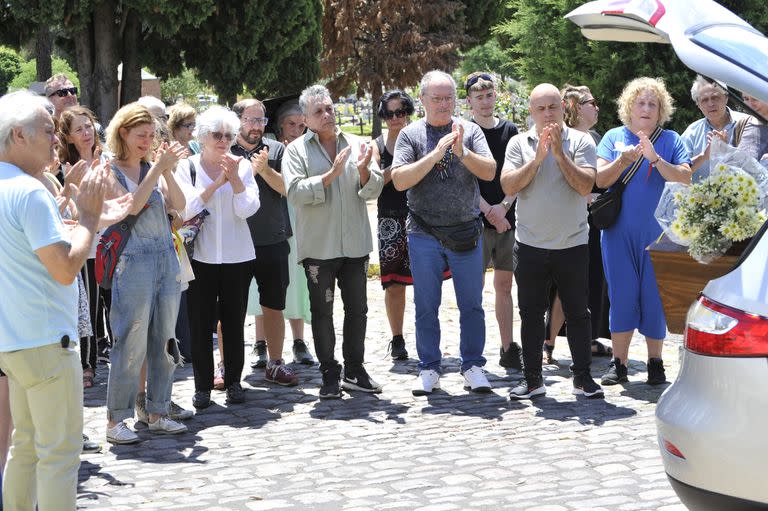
left=319, top=371, right=342, bottom=399
left=226, top=383, right=245, bottom=404
left=97, top=337, right=111, bottom=364
left=499, top=343, right=522, bottom=370
left=572, top=374, right=605, bottom=399
left=388, top=335, right=408, bottom=361
left=292, top=339, right=315, bottom=365
left=647, top=358, right=667, bottom=385
left=192, top=390, right=211, bottom=409
left=250, top=340, right=268, bottom=369
left=342, top=367, right=383, bottom=393
left=601, top=357, right=629, bottom=385
left=82, top=434, right=102, bottom=454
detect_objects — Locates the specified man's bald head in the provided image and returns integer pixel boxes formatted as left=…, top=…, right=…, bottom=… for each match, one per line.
left=529, top=83, right=564, bottom=131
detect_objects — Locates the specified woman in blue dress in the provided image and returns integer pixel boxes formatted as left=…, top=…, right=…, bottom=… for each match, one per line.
left=595, top=77, right=691, bottom=386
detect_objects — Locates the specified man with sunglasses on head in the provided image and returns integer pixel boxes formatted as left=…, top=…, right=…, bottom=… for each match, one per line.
left=390, top=70, right=496, bottom=396
left=231, top=98, right=306, bottom=387
left=283, top=85, right=383, bottom=399
left=465, top=72, right=523, bottom=372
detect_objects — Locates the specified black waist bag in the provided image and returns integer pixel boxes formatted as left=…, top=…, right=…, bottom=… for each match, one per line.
left=411, top=211, right=483, bottom=252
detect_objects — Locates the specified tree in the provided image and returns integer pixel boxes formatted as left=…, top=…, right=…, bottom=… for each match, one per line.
left=4, top=0, right=215, bottom=122
left=322, top=0, right=474, bottom=138
left=143, top=0, right=323, bottom=106
left=8, top=56, right=79, bottom=92
left=494, top=0, right=768, bottom=134
left=459, top=38, right=519, bottom=83
left=0, top=46, right=22, bottom=94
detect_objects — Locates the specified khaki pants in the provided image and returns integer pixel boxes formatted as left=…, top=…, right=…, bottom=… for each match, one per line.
left=0, top=342, right=82, bottom=511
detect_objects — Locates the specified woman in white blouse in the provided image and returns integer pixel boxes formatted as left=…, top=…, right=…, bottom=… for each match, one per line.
left=176, top=106, right=260, bottom=408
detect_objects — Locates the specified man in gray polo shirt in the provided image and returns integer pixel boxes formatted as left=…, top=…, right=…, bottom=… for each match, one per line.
left=501, top=83, right=603, bottom=400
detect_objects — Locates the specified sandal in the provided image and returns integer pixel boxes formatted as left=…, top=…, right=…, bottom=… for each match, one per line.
left=83, top=369, right=95, bottom=389
left=542, top=342, right=557, bottom=364
left=591, top=340, right=613, bottom=357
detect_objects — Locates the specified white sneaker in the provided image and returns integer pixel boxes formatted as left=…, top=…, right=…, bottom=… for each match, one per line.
left=106, top=422, right=140, bottom=444
left=412, top=369, right=441, bottom=396
left=462, top=365, right=492, bottom=393
left=148, top=416, right=188, bottom=435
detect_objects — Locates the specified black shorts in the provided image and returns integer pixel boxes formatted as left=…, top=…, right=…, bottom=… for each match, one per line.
left=252, top=240, right=290, bottom=310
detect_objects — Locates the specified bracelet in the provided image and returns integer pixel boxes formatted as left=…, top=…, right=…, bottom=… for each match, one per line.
left=650, top=156, right=661, bottom=165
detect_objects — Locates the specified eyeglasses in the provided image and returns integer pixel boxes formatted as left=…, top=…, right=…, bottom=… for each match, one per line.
left=180, top=122, right=196, bottom=130
left=464, top=73, right=493, bottom=92
left=383, top=108, right=409, bottom=120
left=211, top=131, right=235, bottom=142
left=48, top=87, right=78, bottom=98
left=242, top=117, right=269, bottom=126
left=699, top=94, right=725, bottom=105
left=428, top=95, right=455, bottom=105
left=580, top=98, right=598, bottom=107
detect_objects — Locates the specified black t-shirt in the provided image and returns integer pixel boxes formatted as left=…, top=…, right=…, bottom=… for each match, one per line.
left=472, top=118, right=518, bottom=228
left=374, top=135, right=408, bottom=216
left=231, top=138, right=292, bottom=246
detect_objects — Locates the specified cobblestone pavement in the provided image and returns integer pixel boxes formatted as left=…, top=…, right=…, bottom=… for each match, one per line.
left=79, top=274, right=686, bottom=511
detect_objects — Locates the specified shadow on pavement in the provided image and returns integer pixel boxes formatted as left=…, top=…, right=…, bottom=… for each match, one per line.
left=309, top=391, right=409, bottom=424
left=531, top=395, right=637, bottom=426
left=419, top=390, right=527, bottom=420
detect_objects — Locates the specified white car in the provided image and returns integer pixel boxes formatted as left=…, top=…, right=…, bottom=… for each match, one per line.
left=567, top=1, right=768, bottom=509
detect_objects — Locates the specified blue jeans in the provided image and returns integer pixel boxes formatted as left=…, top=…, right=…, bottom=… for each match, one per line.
left=107, top=242, right=181, bottom=422
left=408, top=232, right=486, bottom=372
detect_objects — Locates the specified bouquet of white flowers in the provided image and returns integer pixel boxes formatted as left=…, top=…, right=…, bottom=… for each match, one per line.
left=655, top=138, right=768, bottom=263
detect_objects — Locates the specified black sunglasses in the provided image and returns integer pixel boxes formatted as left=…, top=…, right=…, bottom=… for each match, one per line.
left=383, top=108, right=409, bottom=120
left=465, top=73, right=493, bottom=92
left=48, top=87, right=78, bottom=98
left=211, top=131, right=235, bottom=142
left=580, top=98, right=598, bottom=107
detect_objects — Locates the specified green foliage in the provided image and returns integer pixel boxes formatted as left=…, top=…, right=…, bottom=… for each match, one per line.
left=459, top=0, right=505, bottom=47
left=8, top=56, right=78, bottom=91
left=160, top=67, right=215, bottom=106
left=459, top=38, right=519, bottom=82
left=494, top=0, right=768, bottom=134
left=0, top=46, right=22, bottom=94
left=147, top=0, right=322, bottom=103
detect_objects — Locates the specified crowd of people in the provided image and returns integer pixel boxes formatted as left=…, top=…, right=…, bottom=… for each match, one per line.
left=1, top=67, right=767, bottom=510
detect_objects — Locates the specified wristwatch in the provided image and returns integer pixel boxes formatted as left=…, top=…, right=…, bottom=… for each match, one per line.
left=501, top=199, right=513, bottom=211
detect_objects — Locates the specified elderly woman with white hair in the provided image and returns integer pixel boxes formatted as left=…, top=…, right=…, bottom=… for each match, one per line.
left=176, top=106, right=260, bottom=408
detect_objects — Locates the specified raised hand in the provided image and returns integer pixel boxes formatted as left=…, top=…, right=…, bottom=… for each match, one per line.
left=535, top=125, right=552, bottom=162
left=548, top=123, right=563, bottom=156
left=250, top=147, right=270, bottom=176
left=56, top=183, right=75, bottom=215
left=100, top=194, right=134, bottom=226
left=432, top=131, right=458, bottom=164
left=332, top=146, right=352, bottom=177
left=64, top=160, right=88, bottom=188
left=451, top=122, right=465, bottom=159
left=636, top=131, right=658, bottom=162
left=618, top=143, right=643, bottom=166
left=75, top=160, right=108, bottom=225
left=220, top=154, right=244, bottom=192
left=356, top=142, right=373, bottom=173
left=155, top=142, right=186, bottom=173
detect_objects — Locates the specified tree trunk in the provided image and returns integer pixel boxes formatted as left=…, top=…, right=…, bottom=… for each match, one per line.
left=91, top=0, right=120, bottom=123
left=119, top=9, right=142, bottom=106
left=73, top=20, right=96, bottom=114
left=35, top=24, right=52, bottom=82
left=370, top=81, right=383, bottom=140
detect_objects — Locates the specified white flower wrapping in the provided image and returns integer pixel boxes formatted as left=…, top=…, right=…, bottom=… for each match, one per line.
left=655, top=138, right=768, bottom=263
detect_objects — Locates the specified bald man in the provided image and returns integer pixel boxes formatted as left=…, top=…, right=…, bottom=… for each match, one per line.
left=500, top=83, right=603, bottom=400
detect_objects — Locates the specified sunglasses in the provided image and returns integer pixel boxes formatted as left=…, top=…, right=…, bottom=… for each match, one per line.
left=242, top=116, right=269, bottom=126
left=580, top=98, right=598, bottom=107
left=211, top=131, right=235, bottom=142
left=383, top=108, right=409, bottom=120
left=48, top=87, right=78, bottom=98
left=465, top=73, right=493, bottom=92
left=180, top=122, right=196, bottom=130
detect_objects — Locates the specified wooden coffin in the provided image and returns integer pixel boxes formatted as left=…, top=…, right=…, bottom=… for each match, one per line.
left=648, top=239, right=740, bottom=334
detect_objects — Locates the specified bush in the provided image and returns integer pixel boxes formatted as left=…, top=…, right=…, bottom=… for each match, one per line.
left=8, top=56, right=79, bottom=92
left=0, top=46, right=22, bottom=94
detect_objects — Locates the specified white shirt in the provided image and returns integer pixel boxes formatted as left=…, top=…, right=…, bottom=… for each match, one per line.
left=176, top=154, right=260, bottom=264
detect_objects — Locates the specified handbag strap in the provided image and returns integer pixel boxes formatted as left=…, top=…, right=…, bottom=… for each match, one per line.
left=732, top=116, right=751, bottom=147
left=189, top=159, right=197, bottom=186
left=618, top=125, right=664, bottom=187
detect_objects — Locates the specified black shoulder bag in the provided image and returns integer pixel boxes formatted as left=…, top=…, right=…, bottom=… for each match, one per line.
left=589, top=126, right=662, bottom=230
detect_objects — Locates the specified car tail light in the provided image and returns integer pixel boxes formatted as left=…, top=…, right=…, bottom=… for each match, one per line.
left=662, top=439, right=686, bottom=459
left=685, top=296, right=768, bottom=356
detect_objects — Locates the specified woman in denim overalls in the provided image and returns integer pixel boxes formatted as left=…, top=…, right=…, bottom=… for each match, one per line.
left=102, top=103, right=188, bottom=444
